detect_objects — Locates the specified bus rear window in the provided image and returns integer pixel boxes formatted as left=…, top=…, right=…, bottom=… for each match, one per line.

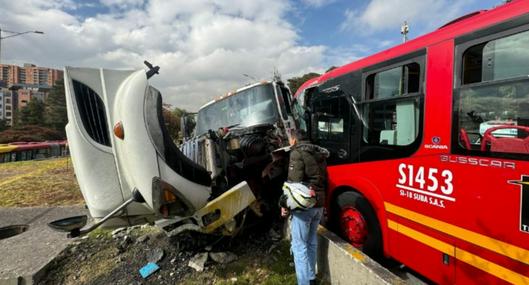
left=463, top=29, right=529, bottom=84
left=456, top=29, right=529, bottom=158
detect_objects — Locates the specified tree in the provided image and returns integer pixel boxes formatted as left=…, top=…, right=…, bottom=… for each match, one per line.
left=326, top=66, right=338, bottom=73
left=45, top=79, right=68, bottom=136
left=0, top=119, right=7, bottom=132
left=173, top=107, right=187, bottom=119
left=19, top=98, right=45, bottom=126
left=287, top=72, right=320, bottom=95
left=162, top=107, right=180, bottom=140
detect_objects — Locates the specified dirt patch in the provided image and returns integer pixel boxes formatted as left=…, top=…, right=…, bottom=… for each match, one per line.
left=39, top=223, right=297, bottom=285
left=0, top=157, right=83, bottom=207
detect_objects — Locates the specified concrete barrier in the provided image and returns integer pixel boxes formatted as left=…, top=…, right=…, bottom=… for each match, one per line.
left=317, top=226, right=405, bottom=285
left=0, top=206, right=87, bottom=285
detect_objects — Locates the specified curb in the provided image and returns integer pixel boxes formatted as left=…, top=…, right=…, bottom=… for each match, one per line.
left=317, top=226, right=406, bottom=285
left=0, top=240, right=73, bottom=285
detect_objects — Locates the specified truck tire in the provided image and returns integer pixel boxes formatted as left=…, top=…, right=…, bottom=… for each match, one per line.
left=332, top=191, right=383, bottom=260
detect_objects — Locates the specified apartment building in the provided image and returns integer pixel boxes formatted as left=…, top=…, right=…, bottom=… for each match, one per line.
left=17, top=88, right=46, bottom=109
left=0, top=63, right=63, bottom=88
left=0, top=63, right=62, bottom=126
left=0, top=88, right=14, bottom=126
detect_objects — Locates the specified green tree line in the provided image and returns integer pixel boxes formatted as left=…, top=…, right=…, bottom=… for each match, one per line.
left=7, top=78, right=68, bottom=133
left=0, top=79, right=68, bottom=141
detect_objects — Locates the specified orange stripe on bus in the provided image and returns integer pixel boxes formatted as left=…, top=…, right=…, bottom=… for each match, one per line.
left=385, top=202, right=529, bottom=266
left=388, top=219, right=529, bottom=285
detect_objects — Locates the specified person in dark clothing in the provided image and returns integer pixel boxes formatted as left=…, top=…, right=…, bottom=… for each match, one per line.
left=281, top=130, right=329, bottom=285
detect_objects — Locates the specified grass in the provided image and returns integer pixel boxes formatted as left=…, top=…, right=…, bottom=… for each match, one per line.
left=0, top=157, right=84, bottom=207
left=181, top=241, right=297, bottom=285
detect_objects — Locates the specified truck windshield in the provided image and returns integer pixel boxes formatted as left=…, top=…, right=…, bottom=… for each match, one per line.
left=196, top=84, right=278, bottom=135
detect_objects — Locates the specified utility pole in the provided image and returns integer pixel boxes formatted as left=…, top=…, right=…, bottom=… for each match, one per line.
left=401, top=21, right=409, bottom=43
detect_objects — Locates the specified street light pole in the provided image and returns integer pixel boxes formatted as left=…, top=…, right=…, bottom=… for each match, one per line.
left=242, top=73, right=256, bottom=81
left=0, top=28, right=44, bottom=65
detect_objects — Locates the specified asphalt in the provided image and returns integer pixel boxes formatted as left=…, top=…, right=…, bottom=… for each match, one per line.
left=0, top=206, right=87, bottom=285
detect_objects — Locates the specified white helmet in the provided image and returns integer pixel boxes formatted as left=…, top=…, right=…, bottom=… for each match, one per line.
left=280, top=182, right=316, bottom=210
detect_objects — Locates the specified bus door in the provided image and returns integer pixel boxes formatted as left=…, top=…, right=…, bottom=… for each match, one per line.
left=450, top=22, right=529, bottom=284
left=310, top=88, right=355, bottom=165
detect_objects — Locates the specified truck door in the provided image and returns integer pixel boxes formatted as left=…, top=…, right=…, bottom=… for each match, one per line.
left=274, top=82, right=296, bottom=135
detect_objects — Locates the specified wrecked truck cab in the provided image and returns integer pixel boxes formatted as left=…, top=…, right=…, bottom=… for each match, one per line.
left=180, top=81, right=296, bottom=204
left=61, top=66, right=255, bottom=237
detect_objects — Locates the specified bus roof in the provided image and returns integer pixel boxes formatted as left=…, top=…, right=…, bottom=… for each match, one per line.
left=316, top=0, right=528, bottom=85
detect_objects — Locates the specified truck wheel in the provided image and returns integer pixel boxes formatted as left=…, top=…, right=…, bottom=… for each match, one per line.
left=333, top=191, right=382, bottom=259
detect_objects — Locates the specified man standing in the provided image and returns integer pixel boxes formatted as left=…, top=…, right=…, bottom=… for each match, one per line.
left=282, top=131, right=329, bottom=285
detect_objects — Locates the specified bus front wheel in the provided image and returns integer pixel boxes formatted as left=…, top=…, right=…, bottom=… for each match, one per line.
left=333, top=191, right=382, bottom=259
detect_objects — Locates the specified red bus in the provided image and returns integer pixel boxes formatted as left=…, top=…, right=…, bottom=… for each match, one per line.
left=293, top=2, right=529, bottom=284
left=0, top=141, right=68, bottom=163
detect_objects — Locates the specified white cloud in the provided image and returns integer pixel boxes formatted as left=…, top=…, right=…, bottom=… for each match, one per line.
left=100, top=0, right=144, bottom=8
left=341, top=0, right=476, bottom=34
left=0, top=0, right=327, bottom=111
left=378, top=40, right=395, bottom=49
left=301, top=0, right=336, bottom=8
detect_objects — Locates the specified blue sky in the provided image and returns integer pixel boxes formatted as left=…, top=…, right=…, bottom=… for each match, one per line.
left=291, top=0, right=500, bottom=64
left=0, top=0, right=505, bottom=109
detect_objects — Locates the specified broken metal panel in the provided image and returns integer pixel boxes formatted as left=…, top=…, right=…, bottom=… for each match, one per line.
left=204, top=138, right=220, bottom=178
left=193, top=181, right=255, bottom=233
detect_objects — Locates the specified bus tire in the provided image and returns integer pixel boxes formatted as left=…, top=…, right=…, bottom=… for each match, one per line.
left=333, top=191, right=383, bottom=259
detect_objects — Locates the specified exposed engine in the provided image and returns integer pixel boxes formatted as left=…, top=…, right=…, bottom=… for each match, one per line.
left=181, top=123, right=290, bottom=217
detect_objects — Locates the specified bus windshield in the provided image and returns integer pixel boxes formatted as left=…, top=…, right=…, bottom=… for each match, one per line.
left=196, top=84, right=279, bottom=135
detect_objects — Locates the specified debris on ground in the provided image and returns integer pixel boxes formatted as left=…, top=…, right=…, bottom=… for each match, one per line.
left=38, top=222, right=297, bottom=285
left=139, top=262, right=160, bottom=279
left=188, top=252, right=208, bottom=272
left=111, top=227, right=126, bottom=237
left=210, top=252, right=237, bottom=264
left=147, top=248, right=165, bottom=263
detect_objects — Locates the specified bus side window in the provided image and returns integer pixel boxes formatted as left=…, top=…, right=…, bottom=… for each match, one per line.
left=455, top=29, right=529, bottom=157
left=312, top=95, right=349, bottom=142
left=363, top=63, right=421, bottom=147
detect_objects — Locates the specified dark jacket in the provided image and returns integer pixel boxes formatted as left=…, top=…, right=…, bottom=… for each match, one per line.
left=287, top=141, right=329, bottom=207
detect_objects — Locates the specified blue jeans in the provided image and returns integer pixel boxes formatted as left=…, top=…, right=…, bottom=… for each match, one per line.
left=291, top=207, right=323, bottom=285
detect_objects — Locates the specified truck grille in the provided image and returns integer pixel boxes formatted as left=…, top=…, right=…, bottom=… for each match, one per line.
left=72, top=80, right=111, bottom=146
left=180, top=138, right=206, bottom=167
